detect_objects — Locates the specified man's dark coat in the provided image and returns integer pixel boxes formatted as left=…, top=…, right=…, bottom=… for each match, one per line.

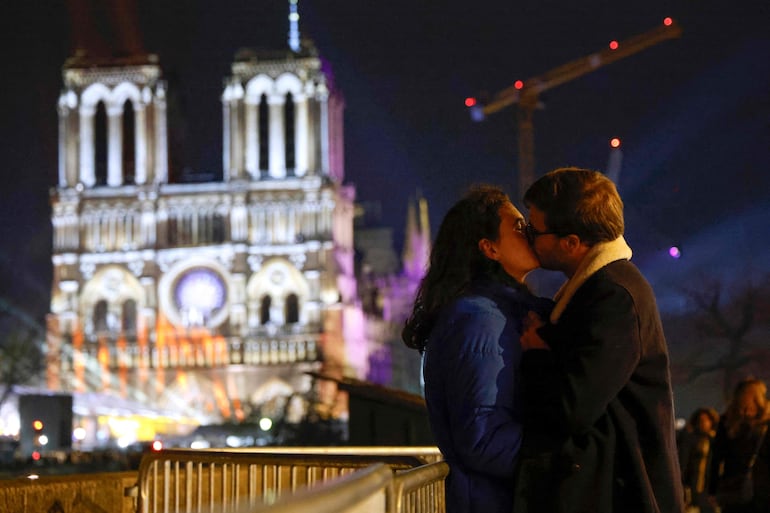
left=520, top=259, right=685, bottom=513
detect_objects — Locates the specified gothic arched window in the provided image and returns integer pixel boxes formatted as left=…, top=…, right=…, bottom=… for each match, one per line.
left=260, top=295, right=272, bottom=325
left=95, top=101, right=108, bottom=186
left=258, top=94, right=269, bottom=172
left=284, top=92, right=296, bottom=173
left=122, top=99, right=135, bottom=185
left=285, top=293, right=299, bottom=324
left=212, top=213, right=225, bottom=243
left=122, top=299, right=137, bottom=335
left=94, top=299, right=108, bottom=333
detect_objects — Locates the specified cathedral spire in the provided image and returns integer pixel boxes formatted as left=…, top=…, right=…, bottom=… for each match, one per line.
left=288, top=0, right=301, bottom=53
left=402, top=193, right=431, bottom=280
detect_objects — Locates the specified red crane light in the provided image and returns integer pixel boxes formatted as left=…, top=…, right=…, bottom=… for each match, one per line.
left=514, top=80, right=524, bottom=90
left=663, top=17, right=673, bottom=26
left=609, top=40, right=619, bottom=50
left=464, top=97, right=477, bottom=108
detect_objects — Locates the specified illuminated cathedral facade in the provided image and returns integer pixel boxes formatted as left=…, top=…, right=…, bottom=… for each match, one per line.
left=45, top=25, right=427, bottom=443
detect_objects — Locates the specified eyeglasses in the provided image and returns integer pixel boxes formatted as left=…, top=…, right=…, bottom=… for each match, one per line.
left=524, top=222, right=561, bottom=244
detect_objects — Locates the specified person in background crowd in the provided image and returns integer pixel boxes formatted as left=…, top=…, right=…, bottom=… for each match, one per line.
left=709, top=378, right=770, bottom=513
left=402, top=184, right=551, bottom=513
left=678, top=407, right=720, bottom=512
left=517, top=167, right=685, bottom=513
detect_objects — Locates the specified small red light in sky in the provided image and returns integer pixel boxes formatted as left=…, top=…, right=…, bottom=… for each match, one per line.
left=32, top=451, right=41, bottom=461
left=610, top=138, right=621, bottom=148
left=514, top=80, right=524, bottom=90
left=609, top=40, right=619, bottom=50
left=464, top=97, right=477, bottom=107
left=663, top=17, right=673, bottom=26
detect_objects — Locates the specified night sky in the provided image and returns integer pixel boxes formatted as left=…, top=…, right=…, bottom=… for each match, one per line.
left=2, top=1, right=769, bottom=338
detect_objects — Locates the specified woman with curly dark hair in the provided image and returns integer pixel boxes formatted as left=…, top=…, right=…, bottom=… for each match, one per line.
left=403, top=184, right=550, bottom=513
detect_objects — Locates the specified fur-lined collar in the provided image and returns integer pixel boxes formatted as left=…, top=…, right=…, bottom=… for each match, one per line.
left=550, top=236, right=633, bottom=323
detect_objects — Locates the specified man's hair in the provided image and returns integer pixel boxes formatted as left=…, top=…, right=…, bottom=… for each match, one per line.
left=523, top=167, right=624, bottom=245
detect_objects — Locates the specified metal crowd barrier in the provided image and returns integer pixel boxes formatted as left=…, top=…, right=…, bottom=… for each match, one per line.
left=245, top=463, right=393, bottom=513
left=135, top=447, right=444, bottom=513
left=220, top=461, right=450, bottom=513
left=390, top=461, right=449, bottom=513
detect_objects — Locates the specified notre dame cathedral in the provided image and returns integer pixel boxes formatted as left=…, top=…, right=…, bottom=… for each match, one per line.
left=44, top=1, right=429, bottom=447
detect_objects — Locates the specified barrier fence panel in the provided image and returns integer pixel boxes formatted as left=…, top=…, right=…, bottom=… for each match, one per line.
left=244, top=463, right=392, bottom=513
left=389, top=461, right=450, bottom=513
left=136, top=447, right=443, bottom=513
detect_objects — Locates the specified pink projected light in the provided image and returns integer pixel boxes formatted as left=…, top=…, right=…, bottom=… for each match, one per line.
left=668, top=246, right=681, bottom=259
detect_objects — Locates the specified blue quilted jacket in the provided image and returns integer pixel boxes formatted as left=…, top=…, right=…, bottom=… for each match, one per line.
left=422, top=279, right=551, bottom=513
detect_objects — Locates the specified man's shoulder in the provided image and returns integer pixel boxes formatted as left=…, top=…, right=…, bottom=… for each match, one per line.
left=589, top=259, right=649, bottom=289
left=574, top=260, right=655, bottom=305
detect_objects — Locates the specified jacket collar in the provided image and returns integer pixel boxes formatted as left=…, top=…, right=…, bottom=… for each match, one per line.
left=550, top=236, right=633, bottom=323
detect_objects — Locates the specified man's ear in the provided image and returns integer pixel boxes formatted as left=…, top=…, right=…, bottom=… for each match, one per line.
left=560, top=234, right=582, bottom=252
left=478, top=238, right=498, bottom=260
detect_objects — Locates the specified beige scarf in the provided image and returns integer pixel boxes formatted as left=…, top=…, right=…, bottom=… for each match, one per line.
left=550, top=236, right=633, bottom=323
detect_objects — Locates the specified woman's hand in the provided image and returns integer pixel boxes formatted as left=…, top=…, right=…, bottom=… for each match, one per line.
left=521, top=310, right=550, bottom=351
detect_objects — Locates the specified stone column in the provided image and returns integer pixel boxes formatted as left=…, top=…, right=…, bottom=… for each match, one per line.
left=245, top=100, right=259, bottom=179
left=79, top=105, right=96, bottom=187
left=317, top=84, right=330, bottom=176
left=134, top=103, right=147, bottom=184
left=294, top=93, right=309, bottom=176
left=57, top=98, right=69, bottom=187
left=154, top=82, right=168, bottom=183
left=230, top=98, right=243, bottom=179
left=107, top=104, right=123, bottom=186
left=222, top=98, right=231, bottom=181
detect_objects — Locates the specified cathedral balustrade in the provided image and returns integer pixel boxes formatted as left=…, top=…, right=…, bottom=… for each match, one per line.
left=73, top=332, right=321, bottom=370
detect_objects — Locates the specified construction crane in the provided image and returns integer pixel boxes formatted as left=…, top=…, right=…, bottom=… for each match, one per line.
left=468, top=17, right=682, bottom=196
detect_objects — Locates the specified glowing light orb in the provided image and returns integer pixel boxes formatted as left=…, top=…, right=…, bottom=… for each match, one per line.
left=259, top=417, right=273, bottom=431
left=73, top=427, right=87, bottom=441
left=610, top=138, right=621, bottom=148
left=663, top=17, right=673, bottom=26
left=669, top=246, right=681, bottom=259
left=609, top=40, right=619, bottom=50
left=514, top=80, right=524, bottom=90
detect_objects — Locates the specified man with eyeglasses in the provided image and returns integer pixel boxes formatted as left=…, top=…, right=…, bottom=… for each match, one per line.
left=515, top=167, right=684, bottom=513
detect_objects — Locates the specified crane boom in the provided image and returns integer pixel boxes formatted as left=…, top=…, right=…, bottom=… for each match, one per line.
left=474, top=19, right=682, bottom=195
left=484, top=20, right=682, bottom=116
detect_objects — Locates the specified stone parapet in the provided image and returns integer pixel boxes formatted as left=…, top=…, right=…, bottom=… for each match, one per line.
left=0, top=471, right=137, bottom=513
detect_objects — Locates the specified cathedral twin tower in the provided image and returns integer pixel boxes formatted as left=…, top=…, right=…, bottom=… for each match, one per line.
left=48, top=36, right=361, bottom=430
